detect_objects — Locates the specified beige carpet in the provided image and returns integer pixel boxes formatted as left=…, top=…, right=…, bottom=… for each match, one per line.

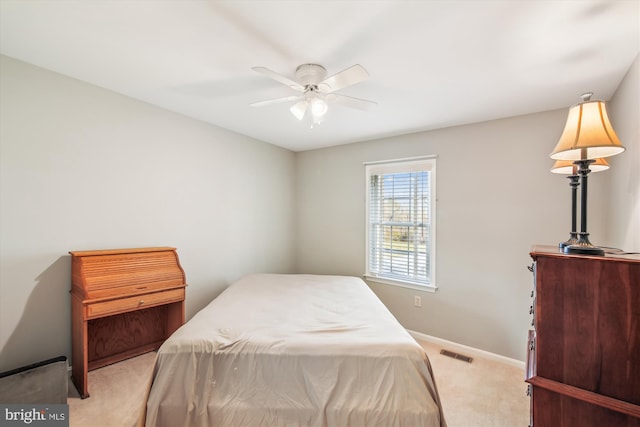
left=68, top=340, right=529, bottom=427
left=67, top=352, right=154, bottom=427
left=419, top=339, right=530, bottom=427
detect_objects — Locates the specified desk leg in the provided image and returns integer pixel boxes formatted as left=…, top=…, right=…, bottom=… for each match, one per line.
left=71, top=297, right=89, bottom=398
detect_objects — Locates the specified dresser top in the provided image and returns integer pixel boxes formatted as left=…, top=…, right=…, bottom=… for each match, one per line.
left=531, top=244, right=640, bottom=263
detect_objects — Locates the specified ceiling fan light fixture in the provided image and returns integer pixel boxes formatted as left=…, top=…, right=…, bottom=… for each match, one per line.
left=290, top=101, right=307, bottom=121
left=251, top=63, right=375, bottom=126
left=310, top=96, right=328, bottom=117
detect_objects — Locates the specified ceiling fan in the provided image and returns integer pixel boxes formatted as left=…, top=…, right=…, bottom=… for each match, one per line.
left=250, top=63, right=376, bottom=125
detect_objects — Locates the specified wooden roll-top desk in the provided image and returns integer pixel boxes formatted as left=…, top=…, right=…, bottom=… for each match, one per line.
left=69, top=247, right=186, bottom=398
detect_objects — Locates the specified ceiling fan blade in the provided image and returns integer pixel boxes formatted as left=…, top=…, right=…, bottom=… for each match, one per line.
left=290, top=101, right=308, bottom=120
left=327, top=93, right=377, bottom=111
left=318, top=64, right=369, bottom=93
left=250, top=95, right=301, bottom=108
left=252, top=67, right=305, bottom=91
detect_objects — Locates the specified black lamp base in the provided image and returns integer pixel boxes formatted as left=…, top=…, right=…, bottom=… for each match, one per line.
left=559, top=233, right=579, bottom=249
left=561, top=160, right=604, bottom=257
left=563, top=233, right=604, bottom=256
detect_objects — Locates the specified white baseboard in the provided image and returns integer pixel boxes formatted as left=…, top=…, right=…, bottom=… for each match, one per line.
left=408, top=330, right=525, bottom=370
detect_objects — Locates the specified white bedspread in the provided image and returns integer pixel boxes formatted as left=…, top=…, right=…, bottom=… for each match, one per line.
left=141, top=274, right=446, bottom=427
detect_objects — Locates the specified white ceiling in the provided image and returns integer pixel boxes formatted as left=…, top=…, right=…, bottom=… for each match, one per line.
left=1, top=1, right=638, bottom=152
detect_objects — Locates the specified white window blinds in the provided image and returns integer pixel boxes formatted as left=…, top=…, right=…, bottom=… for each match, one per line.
left=365, top=158, right=436, bottom=288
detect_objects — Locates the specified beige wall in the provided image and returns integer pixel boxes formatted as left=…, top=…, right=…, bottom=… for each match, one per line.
left=0, top=56, right=296, bottom=371
left=294, top=108, right=616, bottom=361
left=293, top=56, right=638, bottom=362
left=605, top=54, right=640, bottom=252
left=1, top=52, right=636, bottom=370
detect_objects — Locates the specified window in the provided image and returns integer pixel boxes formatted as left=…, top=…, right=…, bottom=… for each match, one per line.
left=365, top=157, right=436, bottom=291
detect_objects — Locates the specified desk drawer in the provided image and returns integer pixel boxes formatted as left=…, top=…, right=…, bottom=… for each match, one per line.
left=86, top=288, right=184, bottom=319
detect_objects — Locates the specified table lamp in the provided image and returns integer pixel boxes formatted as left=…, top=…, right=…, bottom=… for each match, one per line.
left=550, top=93, right=625, bottom=255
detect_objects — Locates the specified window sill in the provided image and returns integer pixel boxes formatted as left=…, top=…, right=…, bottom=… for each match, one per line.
left=363, top=275, right=438, bottom=293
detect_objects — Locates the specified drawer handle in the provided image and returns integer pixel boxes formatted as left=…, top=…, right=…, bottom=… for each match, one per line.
left=139, top=300, right=145, bottom=305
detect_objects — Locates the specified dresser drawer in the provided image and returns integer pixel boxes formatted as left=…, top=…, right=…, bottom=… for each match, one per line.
left=85, top=288, right=184, bottom=319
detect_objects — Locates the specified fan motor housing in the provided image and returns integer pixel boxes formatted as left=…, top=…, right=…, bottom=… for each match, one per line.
left=295, top=64, right=327, bottom=86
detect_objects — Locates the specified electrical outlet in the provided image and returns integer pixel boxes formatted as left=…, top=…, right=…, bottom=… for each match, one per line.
left=414, top=296, right=422, bottom=307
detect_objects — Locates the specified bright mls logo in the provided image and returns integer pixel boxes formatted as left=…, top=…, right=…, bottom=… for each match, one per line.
left=1, top=404, right=68, bottom=426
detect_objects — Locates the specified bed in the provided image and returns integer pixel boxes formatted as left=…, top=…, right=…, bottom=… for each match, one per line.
left=139, top=274, right=447, bottom=427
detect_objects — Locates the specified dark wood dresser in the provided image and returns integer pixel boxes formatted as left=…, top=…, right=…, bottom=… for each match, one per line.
left=69, top=247, right=186, bottom=398
left=527, top=245, right=640, bottom=426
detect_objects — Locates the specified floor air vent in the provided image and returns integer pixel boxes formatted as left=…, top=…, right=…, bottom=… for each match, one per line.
left=440, top=349, right=473, bottom=363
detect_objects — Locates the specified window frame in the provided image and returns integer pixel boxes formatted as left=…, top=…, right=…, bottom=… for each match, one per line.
left=364, top=156, right=437, bottom=292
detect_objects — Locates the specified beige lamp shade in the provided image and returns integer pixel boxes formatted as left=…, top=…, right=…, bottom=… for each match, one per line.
left=550, top=158, right=609, bottom=174
left=550, top=93, right=625, bottom=161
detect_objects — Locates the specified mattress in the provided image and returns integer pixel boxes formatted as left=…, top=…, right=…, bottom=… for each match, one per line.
left=140, top=274, right=446, bottom=427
